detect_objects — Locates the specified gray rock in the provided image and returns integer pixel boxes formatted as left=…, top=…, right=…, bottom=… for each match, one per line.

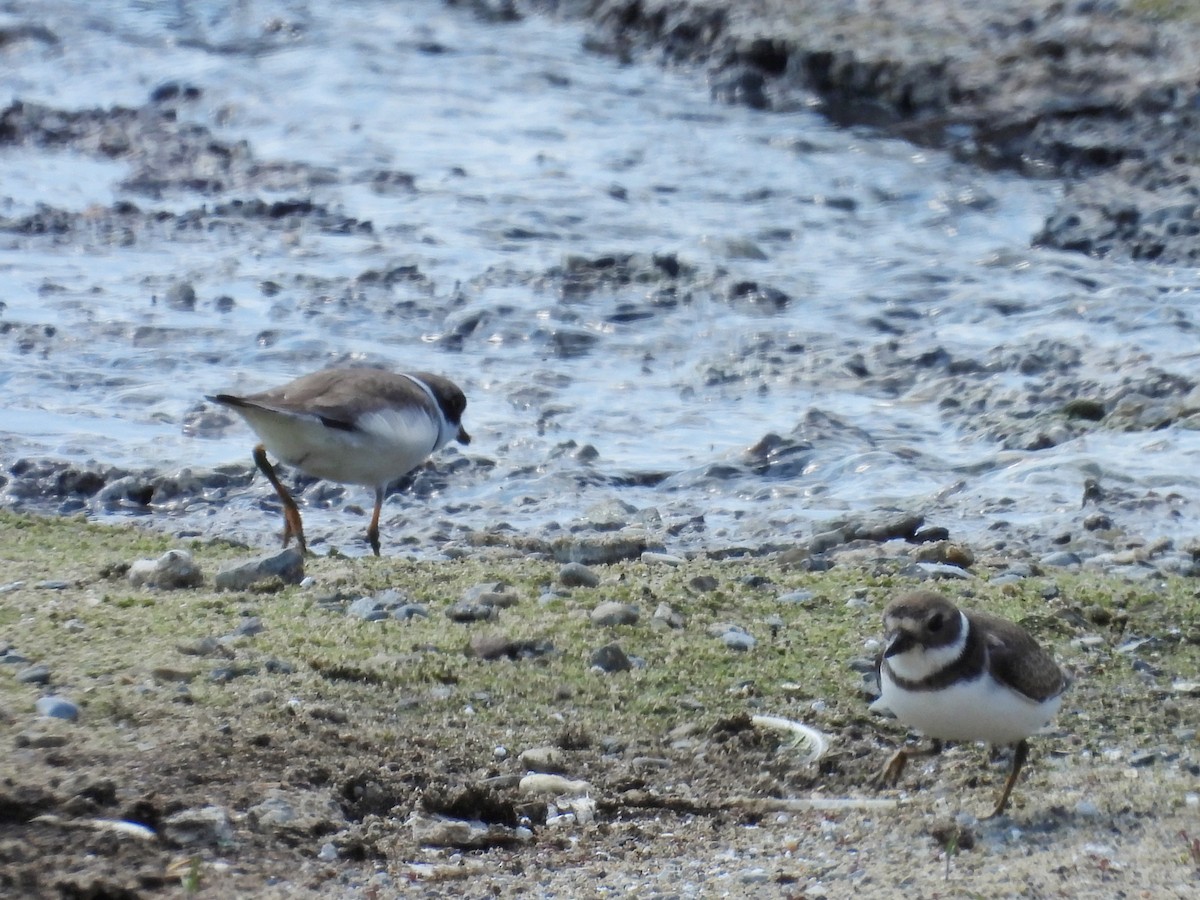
left=461, top=582, right=507, bottom=601
left=651, top=602, right=685, bottom=630
left=583, top=498, right=638, bottom=531
left=720, top=629, right=756, bottom=652
left=808, top=529, right=846, bottom=553
left=348, top=596, right=391, bottom=621
left=519, top=746, right=568, bottom=773
left=35, top=695, right=79, bottom=721
left=176, top=637, right=233, bottom=658
left=551, top=532, right=648, bottom=565
left=164, top=281, right=197, bottom=310
left=16, top=664, right=51, bottom=685
left=468, top=633, right=554, bottom=660
left=590, top=601, right=639, bottom=627
left=393, top=603, right=429, bottom=621
left=162, top=805, right=235, bottom=848
left=590, top=642, right=632, bottom=673
left=247, top=789, right=345, bottom=835
left=457, top=583, right=520, bottom=611
left=446, top=600, right=499, bottom=622
left=558, top=562, right=601, bottom=588
left=14, top=728, right=70, bottom=749
left=95, top=475, right=155, bottom=508
left=909, top=561, right=976, bottom=580
left=228, top=616, right=264, bottom=638
left=128, top=549, right=204, bottom=590
left=777, top=589, right=815, bottom=606
left=410, top=813, right=532, bottom=849
left=1041, top=550, right=1083, bottom=568
left=640, top=551, right=684, bottom=566
left=345, top=588, right=410, bottom=624
left=214, top=547, right=304, bottom=591
left=209, top=663, right=258, bottom=683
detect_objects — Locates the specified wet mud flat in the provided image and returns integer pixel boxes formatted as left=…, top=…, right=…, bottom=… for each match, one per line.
left=0, top=511, right=1198, bottom=898
left=566, top=0, right=1200, bottom=266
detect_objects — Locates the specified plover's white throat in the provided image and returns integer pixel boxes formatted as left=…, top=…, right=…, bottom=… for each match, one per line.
left=208, top=367, right=470, bottom=556
left=872, top=589, right=1067, bottom=817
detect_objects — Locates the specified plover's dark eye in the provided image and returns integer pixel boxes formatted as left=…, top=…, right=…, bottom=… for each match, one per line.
left=927, top=612, right=944, bottom=632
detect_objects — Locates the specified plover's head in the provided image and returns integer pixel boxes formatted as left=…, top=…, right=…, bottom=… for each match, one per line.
left=881, top=590, right=967, bottom=679
left=415, top=372, right=471, bottom=445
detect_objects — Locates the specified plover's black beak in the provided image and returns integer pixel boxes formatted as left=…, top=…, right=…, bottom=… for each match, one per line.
left=456, top=425, right=471, bottom=445
left=883, top=629, right=916, bottom=658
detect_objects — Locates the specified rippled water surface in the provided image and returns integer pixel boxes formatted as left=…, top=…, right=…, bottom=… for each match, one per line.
left=4, top=0, right=1200, bottom=554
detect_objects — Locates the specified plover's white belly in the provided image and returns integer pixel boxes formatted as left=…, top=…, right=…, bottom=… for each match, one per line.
left=242, top=406, right=439, bottom=486
left=879, top=672, right=1062, bottom=745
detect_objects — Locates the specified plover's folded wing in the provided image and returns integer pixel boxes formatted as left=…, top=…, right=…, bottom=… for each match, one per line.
left=975, top=613, right=1066, bottom=702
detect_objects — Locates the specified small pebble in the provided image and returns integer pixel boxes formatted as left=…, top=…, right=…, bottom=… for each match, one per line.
left=1040, top=551, right=1082, bottom=568
left=590, top=642, right=632, bottom=673
left=590, top=601, right=639, bottom=627
left=445, top=601, right=497, bottom=623
left=519, top=746, right=567, bottom=773
left=721, top=630, right=756, bottom=652
left=777, top=590, right=814, bottom=606
left=230, top=616, right=264, bottom=637
left=214, top=547, right=304, bottom=591
left=128, top=550, right=204, bottom=590
left=641, top=551, right=684, bottom=566
left=35, top=695, right=79, bottom=721
left=558, top=562, right=600, bottom=588
left=348, top=597, right=390, bottom=621
left=651, top=602, right=685, bottom=629
left=17, top=664, right=51, bottom=685
left=518, top=774, right=591, bottom=797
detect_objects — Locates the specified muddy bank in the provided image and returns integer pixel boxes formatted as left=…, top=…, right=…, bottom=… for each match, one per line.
left=1, top=511, right=1198, bottom=897
left=553, top=0, right=1200, bottom=265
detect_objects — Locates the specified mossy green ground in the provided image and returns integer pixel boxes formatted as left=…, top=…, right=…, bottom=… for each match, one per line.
left=1, top=509, right=1198, bottom=897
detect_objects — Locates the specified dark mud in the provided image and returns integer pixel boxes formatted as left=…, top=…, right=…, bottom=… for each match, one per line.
left=560, top=0, right=1200, bottom=266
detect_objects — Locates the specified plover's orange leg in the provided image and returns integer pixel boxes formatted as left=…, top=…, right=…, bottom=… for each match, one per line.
left=984, top=738, right=1029, bottom=819
left=875, top=739, right=943, bottom=789
left=252, top=445, right=307, bottom=554
left=366, top=485, right=385, bottom=556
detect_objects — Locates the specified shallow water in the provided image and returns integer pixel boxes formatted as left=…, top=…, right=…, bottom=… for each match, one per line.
left=3, top=0, right=1200, bottom=555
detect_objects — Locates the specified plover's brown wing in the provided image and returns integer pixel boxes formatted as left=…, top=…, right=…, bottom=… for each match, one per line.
left=971, top=611, right=1066, bottom=703
left=228, top=369, right=434, bottom=429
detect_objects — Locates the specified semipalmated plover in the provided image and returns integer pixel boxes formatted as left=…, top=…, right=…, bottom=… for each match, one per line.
left=872, top=589, right=1067, bottom=817
left=208, top=367, right=470, bottom=556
